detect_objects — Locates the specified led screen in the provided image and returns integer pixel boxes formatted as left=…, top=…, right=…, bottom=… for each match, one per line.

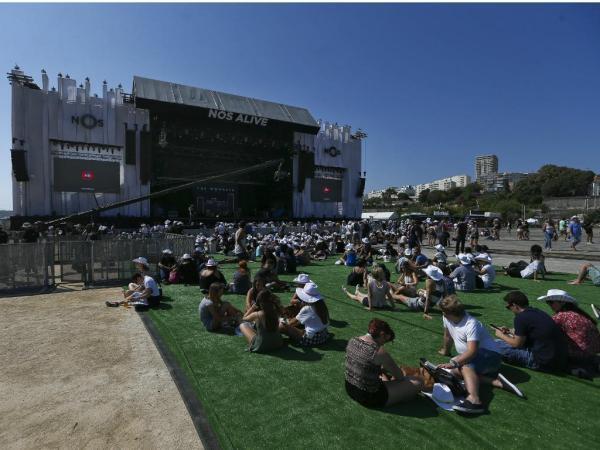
left=310, top=178, right=342, bottom=202
left=53, top=158, right=120, bottom=193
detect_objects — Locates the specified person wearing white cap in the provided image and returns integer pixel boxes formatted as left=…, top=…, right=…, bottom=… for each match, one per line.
left=448, top=254, right=477, bottom=292
left=179, top=253, right=199, bottom=285
left=337, top=244, right=357, bottom=266
left=392, top=265, right=448, bottom=317
left=342, top=266, right=395, bottom=311
left=112, top=267, right=161, bottom=308
left=279, top=282, right=330, bottom=347
left=199, top=258, right=227, bottom=293
left=473, top=254, right=495, bottom=289
left=345, top=318, right=423, bottom=407
left=436, top=295, right=523, bottom=414
left=158, top=250, right=177, bottom=283
left=538, top=289, right=600, bottom=377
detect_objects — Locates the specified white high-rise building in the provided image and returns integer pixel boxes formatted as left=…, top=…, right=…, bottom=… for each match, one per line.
left=475, top=155, right=499, bottom=181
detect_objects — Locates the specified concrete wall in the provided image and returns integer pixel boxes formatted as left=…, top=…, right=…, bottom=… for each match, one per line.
left=11, top=68, right=150, bottom=217
left=544, top=196, right=600, bottom=211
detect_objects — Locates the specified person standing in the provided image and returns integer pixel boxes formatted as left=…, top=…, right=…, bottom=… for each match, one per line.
left=568, top=216, right=582, bottom=251
left=454, top=219, right=468, bottom=256
left=234, top=221, right=249, bottom=261
left=542, top=219, right=555, bottom=251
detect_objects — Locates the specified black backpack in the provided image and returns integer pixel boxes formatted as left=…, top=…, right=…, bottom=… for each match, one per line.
left=420, top=358, right=467, bottom=396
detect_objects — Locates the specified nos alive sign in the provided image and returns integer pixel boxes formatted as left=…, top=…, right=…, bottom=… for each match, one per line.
left=208, top=109, right=269, bottom=127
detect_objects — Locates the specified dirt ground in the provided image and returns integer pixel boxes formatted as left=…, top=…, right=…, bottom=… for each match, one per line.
left=0, top=286, right=203, bottom=450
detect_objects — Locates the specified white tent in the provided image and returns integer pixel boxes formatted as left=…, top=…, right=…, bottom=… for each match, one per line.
left=361, top=211, right=398, bottom=220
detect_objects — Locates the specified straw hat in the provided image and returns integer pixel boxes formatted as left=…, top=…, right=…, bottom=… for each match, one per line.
left=293, top=273, right=312, bottom=284
left=475, top=253, right=492, bottom=263
left=205, top=258, right=218, bottom=267
left=404, top=248, right=413, bottom=257
left=162, top=249, right=173, bottom=254
left=422, top=383, right=457, bottom=411
left=435, top=244, right=445, bottom=252
left=424, top=265, right=444, bottom=282
left=181, top=253, right=192, bottom=260
left=456, top=253, right=473, bottom=265
left=296, top=282, right=323, bottom=304
left=537, top=289, right=577, bottom=304
left=132, top=257, right=149, bottom=268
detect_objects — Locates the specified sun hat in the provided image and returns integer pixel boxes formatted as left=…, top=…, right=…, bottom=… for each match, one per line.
left=361, top=237, right=369, bottom=244
left=424, top=265, right=444, bottom=281
left=132, top=257, right=149, bottom=267
left=397, top=257, right=409, bottom=268
left=422, top=383, right=457, bottom=411
left=456, top=253, right=473, bottom=265
left=399, top=236, right=408, bottom=244
left=205, top=258, right=218, bottom=267
left=435, top=244, right=445, bottom=252
left=182, top=253, right=192, bottom=260
left=475, top=253, right=492, bottom=263
left=194, top=246, right=204, bottom=253
left=296, top=282, right=323, bottom=303
left=404, top=248, right=413, bottom=257
left=162, top=249, right=173, bottom=254
left=537, top=289, right=577, bottom=304
left=22, top=222, right=32, bottom=228
left=345, top=243, right=354, bottom=251
left=293, top=273, right=312, bottom=284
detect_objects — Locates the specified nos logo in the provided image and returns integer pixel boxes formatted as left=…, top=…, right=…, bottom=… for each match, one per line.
left=72, top=114, right=104, bottom=129
left=81, top=170, right=95, bottom=181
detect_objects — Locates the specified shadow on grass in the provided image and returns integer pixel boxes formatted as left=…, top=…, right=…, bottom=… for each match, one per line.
left=319, top=338, right=349, bottom=352
left=268, top=344, right=324, bottom=362
left=489, top=283, right=518, bottom=292
left=329, top=318, right=349, bottom=328
left=499, top=364, right=531, bottom=384
left=378, top=397, right=440, bottom=418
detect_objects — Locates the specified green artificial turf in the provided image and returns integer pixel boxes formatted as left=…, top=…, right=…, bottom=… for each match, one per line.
left=147, top=261, right=600, bottom=449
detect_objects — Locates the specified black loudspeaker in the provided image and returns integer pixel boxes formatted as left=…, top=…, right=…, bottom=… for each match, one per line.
left=11, top=150, right=29, bottom=182
left=356, top=177, right=366, bottom=197
left=139, top=131, right=152, bottom=184
left=125, top=129, right=136, bottom=165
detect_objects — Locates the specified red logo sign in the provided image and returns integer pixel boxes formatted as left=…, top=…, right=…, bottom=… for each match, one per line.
left=323, top=186, right=331, bottom=193
left=81, top=170, right=95, bottom=181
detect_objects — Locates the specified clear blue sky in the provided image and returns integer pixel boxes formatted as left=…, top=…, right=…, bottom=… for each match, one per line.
left=1, top=3, right=599, bottom=210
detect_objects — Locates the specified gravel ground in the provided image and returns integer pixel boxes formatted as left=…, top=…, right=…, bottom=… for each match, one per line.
left=0, top=286, right=202, bottom=450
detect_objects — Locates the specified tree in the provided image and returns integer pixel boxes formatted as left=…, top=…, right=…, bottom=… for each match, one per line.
left=418, top=189, right=430, bottom=204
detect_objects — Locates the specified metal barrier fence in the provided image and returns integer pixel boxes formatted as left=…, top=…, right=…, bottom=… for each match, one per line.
left=0, top=235, right=196, bottom=294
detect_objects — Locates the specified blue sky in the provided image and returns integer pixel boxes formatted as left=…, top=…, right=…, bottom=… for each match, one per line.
left=1, top=3, right=599, bottom=210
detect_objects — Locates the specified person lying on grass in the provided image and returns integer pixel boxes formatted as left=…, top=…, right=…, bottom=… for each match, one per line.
left=494, top=291, right=568, bottom=372
left=392, top=265, right=449, bottom=319
left=240, top=289, right=284, bottom=353
left=437, top=295, right=524, bottom=414
left=538, top=289, right=600, bottom=379
left=198, top=282, right=242, bottom=333
left=504, top=245, right=545, bottom=281
left=341, top=266, right=395, bottom=311
left=345, top=318, right=423, bottom=408
left=279, top=282, right=330, bottom=347
left=568, top=262, right=600, bottom=286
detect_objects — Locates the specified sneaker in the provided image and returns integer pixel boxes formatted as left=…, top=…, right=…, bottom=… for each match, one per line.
left=591, top=304, right=600, bottom=320
left=498, top=373, right=524, bottom=398
left=452, top=399, right=485, bottom=414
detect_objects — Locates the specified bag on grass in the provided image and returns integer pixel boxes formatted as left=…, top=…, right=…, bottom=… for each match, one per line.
left=419, top=358, right=467, bottom=397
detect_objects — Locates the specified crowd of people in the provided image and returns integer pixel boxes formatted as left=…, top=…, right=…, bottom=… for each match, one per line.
left=106, top=217, right=600, bottom=416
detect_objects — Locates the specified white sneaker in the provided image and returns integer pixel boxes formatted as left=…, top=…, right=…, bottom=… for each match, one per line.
left=498, top=373, right=524, bottom=398
left=591, top=304, right=600, bottom=320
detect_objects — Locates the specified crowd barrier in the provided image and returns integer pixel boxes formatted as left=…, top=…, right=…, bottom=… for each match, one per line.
left=0, top=235, right=196, bottom=294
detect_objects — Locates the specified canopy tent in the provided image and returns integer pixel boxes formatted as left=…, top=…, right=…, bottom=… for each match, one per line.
left=361, top=211, right=398, bottom=220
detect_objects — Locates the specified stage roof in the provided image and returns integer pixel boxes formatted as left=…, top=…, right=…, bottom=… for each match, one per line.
left=133, top=76, right=319, bottom=131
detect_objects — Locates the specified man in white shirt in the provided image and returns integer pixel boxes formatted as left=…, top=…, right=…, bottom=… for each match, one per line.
left=437, top=295, right=523, bottom=414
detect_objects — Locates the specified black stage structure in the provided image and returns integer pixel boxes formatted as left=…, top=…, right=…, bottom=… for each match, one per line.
left=133, top=76, right=320, bottom=219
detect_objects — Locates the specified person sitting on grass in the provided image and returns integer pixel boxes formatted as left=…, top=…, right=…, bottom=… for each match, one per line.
left=179, top=253, right=199, bottom=285
left=279, top=282, right=330, bottom=347
left=448, top=253, right=477, bottom=292
left=244, top=269, right=275, bottom=311
left=336, top=243, right=358, bottom=267
left=344, top=318, right=423, bottom=408
left=346, top=258, right=368, bottom=287
left=392, top=257, right=419, bottom=296
left=108, top=270, right=161, bottom=308
left=391, top=265, right=446, bottom=318
left=342, top=266, right=395, bottom=311
left=199, top=259, right=228, bottom=294
left=240, top=289, right=284, bottom=353
left=158, top=249, right=177, bottom=283
left=504, top=245, right=545, bottom=281
left=494, top=291, right=568, bottom=372
left=568, top=262, right=600, bottom=286
left=538, top=289, right=600, bottom=378
left=437, top=295, right=524, bottom=414
left=473, top=254, right=495, bottom=289
left=230, top=260, right=251, bottom=295
left=198, top=282, right=242, bottom=333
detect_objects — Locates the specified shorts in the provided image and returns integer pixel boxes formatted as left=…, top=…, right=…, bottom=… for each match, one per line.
left=298, top=329, right=330, bottom=347
left=588, top=265, right=600, bottom=286
left=345, top=381, right=388, bottom=408
left=464, top=348, right=502, bottom=376
left=361, top=297, right=392, bottom=310
left=405, top=296, right=425, bottom=311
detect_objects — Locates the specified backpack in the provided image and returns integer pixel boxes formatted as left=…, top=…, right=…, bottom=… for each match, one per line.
left=420, top=358, right=467, bottom=396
